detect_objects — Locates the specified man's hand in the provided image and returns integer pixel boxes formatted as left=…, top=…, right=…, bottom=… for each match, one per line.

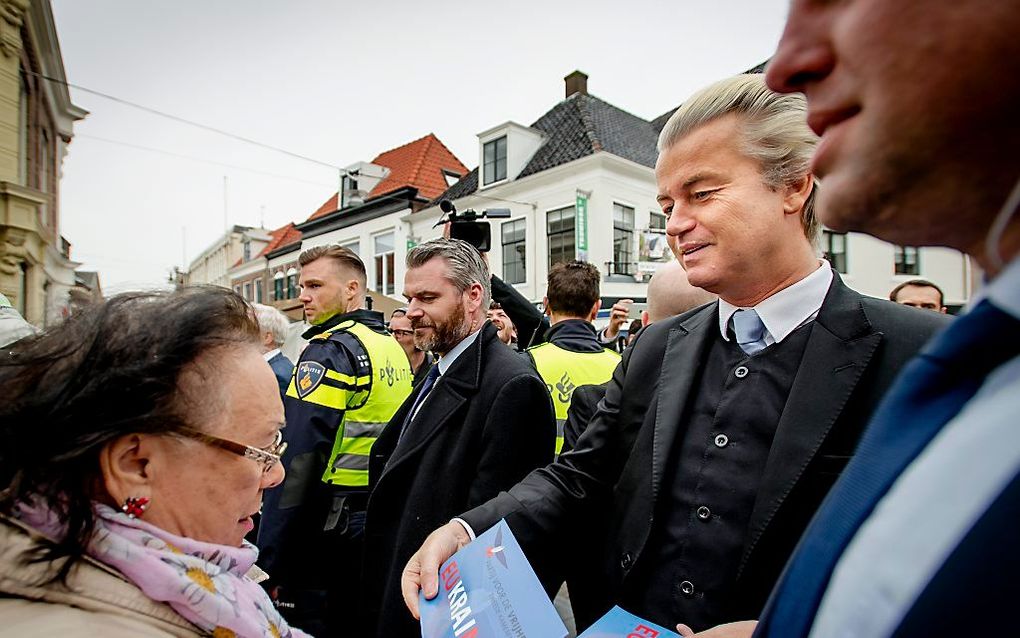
left=400, top=521, right=473, bottom=619
left=676, top=620, right=757, bottom=638
left=603, top=299, right=634, bottom=341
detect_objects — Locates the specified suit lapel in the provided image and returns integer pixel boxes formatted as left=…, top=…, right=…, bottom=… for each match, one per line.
left=376, top=324, right=489, bottom=482
left=739, top=274, right=882, bottom=574
left=651, top=305, right=719, bottom=503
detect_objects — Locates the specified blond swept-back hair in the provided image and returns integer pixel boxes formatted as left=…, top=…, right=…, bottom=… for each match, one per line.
left=658, top=74, right=820, bottom=243
left=299, top=244, right=367, bottom=285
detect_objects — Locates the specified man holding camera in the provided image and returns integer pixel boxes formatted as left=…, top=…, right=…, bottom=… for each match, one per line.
left=360, top=238, right=555, bottom=637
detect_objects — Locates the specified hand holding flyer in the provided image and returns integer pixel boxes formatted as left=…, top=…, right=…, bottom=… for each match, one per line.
left=578, top=606, right=681, bottom=638
left=419, top=519, right=567, bottom=638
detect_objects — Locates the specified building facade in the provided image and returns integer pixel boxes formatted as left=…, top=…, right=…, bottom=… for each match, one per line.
left=0, top=0, right=88, bottom=327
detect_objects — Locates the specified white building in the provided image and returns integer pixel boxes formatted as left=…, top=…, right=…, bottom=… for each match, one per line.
left=183, top=225, right=270, bottom=289
left=419, top=70, right=972, bottom=315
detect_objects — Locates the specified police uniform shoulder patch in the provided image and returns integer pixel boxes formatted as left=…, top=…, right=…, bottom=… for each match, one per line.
left=295, top=361, right=326, bottom=398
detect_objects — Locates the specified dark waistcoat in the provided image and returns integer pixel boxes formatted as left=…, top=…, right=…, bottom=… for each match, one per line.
left=621, top=322, right=813, bottom=630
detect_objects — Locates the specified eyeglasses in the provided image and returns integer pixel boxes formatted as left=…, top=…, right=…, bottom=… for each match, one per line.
left=176, top=428, right=287, bottom=473
left=390, top=329, right=414, bottom=337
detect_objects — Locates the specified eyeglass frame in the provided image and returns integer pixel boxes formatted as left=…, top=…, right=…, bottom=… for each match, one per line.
left=390, top=328, right=415, bottom=338
left=175, top=428, right=287, bottom=473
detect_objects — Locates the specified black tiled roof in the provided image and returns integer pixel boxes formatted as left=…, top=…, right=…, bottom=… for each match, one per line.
left=433, top=60, right=771, bottom=205
left=433, top=92, right=660, bottom=203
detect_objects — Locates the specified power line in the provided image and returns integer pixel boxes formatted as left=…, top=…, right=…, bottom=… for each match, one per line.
left=78, top=134, right=337, bottom=188
left=28, top=70, right=345, bottom=171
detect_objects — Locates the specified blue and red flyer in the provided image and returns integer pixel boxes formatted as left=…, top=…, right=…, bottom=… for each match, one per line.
left=419, top=519, right=568, bottom=638
left=578, top=606, right=680, bottom=638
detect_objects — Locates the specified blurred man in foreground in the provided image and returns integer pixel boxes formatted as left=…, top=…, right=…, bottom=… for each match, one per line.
left=741, top=1, right=1020, bottom=636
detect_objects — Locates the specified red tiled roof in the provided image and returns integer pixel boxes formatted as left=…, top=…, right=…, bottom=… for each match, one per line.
left=305, top=133, right=467, bottom=222
left=369, top=133, right=468, bottom=200
left=256, top=223, right=302, bottom=258
left=306, top=193, right=339, bottom=222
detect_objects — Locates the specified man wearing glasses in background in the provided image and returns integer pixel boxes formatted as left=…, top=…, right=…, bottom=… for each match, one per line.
left=389, top=307, right=434, bottom=387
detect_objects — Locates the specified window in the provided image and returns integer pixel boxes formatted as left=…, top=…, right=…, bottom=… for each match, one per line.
left=483, top=136, right=507, bottom=185
left=613, top=203, right=635, bottom=275
left=341, top=175, right=360, bottom=208
left=243, top=281, right=252, bottom=300
left=243, top=241, right=251, bottom=262
left=501, top=219, right=527, bottom=285
left=894, top=245, right=920, bottom=275
left=547, top=206, right=575, bottom=269
left=341, top=239, right=360, bottom=256
left=274, top=271, right=285, bottom=301
left=286, top=267, right=298, bottom=299
left=649, top=211, right=667, bottom=232
left=255, top=279, right=263, bottom=303
left=822, top=230, right=848, bottom=273
left=374, top=232, right=395, bottom=295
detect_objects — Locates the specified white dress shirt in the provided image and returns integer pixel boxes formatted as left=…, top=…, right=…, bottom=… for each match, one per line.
left=809, top=256, right=1020, bottom=638
left=717, top=261, right=833, bottom=345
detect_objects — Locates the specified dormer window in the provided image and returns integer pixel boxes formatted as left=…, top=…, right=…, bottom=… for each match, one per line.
left=483, top=136, right=507, bottom=185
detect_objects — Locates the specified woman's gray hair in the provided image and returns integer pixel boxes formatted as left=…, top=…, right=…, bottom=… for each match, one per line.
left=658, top=74, right=820, bottom=244
left=406, top=238, right=491, bottom=308
left=252, top=303, right=291, bottom=347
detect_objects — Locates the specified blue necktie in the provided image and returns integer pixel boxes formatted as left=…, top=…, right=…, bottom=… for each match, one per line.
left=398, top=364, right=440, bottom=443
left=732, top=309, right=768, bottom=355
left=757, top=300, right=1020, bottom=638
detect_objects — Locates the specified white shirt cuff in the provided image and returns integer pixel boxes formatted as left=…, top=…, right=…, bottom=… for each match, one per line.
left=451, top=517, right=476, bottom=540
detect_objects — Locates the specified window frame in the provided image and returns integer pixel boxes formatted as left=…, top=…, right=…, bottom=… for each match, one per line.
left=501, top=219, right=527, bottom=285
left=613, top=203, right=636, bottom=276
left=894, top=245, right=920, bottom=275
left=482, top=136, right=508, bottom=185
left=822, top=229, right=849, bottom=274
left=546, top=206, right=576, bottom=270
left=373, top=232, right=396, bottom=296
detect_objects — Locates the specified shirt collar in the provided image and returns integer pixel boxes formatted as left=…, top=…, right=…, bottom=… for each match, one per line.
left=263, top=348, right=281, bottom=362
left=718, top=262, right=833, bottom=344
left=437, top=326, right=483, bottom=376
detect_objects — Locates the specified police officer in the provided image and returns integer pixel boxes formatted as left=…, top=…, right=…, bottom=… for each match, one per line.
left=257, top=244, right=413, bottom=636
left=527, top=260, right=620, bottom=455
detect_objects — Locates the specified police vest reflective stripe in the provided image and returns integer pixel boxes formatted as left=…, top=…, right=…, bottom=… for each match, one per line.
left=318, top=320, right=413, bottom=487
left=528, top=342, right=620, bottom=454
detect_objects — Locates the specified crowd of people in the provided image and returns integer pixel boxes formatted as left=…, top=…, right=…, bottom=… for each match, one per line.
left=0, top=1, right=1017, bottom=637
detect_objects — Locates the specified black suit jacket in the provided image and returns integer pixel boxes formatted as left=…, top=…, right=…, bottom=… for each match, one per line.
left=362, top=322, right=556, bottom=637
left=462, top=273, right=949, bottom=629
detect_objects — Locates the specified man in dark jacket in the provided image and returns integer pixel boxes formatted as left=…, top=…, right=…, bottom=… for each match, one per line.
left=362, top=238, right=555, bottom=637
left=253, top=303, right=295, bottom=398
left=401, top=75, right=948, bottom=633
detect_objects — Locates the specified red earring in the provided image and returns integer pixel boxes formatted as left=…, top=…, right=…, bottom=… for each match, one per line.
left=122, top=496, right=150, bottom=519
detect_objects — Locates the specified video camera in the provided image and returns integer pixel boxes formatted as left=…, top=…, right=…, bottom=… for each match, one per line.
left=435, top=199, right=511, bottom=252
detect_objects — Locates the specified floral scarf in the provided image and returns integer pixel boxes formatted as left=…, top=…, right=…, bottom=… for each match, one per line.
left=18, top=502, right=312, bottom=638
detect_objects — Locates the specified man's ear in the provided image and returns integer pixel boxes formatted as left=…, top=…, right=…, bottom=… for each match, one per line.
left=588, top=299, right=602, bottom=322
left=641, top=310, right=651, bottom=327
left=783, top=173, right=814, bottom=217
left=98, top=434, right=154, bottom=506
left=542, top=296, right=551, bottom=317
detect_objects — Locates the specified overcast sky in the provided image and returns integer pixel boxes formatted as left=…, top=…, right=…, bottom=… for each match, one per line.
left=51, top=0, right=789, bottom=292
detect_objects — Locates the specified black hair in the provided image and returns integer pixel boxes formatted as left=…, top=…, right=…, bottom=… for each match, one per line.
left=0, top=286, right=260, bottom=579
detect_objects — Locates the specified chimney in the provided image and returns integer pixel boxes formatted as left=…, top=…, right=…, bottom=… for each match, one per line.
left=564, top=70, right=588, bottom=98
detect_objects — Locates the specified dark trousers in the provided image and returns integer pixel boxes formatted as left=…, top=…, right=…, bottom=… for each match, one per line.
left=273, top=505, right=367, bottom=637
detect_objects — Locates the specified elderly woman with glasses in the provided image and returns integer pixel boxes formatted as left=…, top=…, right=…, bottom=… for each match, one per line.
left=0, top=288, right=310, bottom=638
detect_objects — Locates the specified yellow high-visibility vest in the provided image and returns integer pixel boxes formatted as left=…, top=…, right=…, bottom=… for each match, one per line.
left=287, top=319, right=413, bottom=488
left=528, top=342, right=620, bottom=454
